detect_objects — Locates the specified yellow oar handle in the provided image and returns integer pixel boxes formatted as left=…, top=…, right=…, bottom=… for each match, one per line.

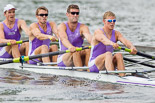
left=76, top=46, right=91, bottom=51
left=6, top=42, right=11, bottom=46
left=66, top=46, right=91, bottom=53
left=118, top=46, right=131, bottom=52
left=7, top=40, right=24, bottom=46
left=13, top=58, right=20, bottom=63
left=12, top=56, right=30, bottom=63
left=0, top=40, right=29, bottom=47
left=0, top=46, right=91, bottom=65
left=50, top=37, right=59, bottom=42
left=118, top=46, right=155, bottom=60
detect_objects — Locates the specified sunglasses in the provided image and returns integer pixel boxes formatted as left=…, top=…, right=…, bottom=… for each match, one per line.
left=70, top=12, right=79, bottom=15
left=38, top=14, right=48, bottom=17
left=105, top=19, right=116, bottom=23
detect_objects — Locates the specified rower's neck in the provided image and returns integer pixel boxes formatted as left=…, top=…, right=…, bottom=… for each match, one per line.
left=67, top=21, right=78, bottom=32
left=4, top=19, right=15, bottom=28
left=103, top=27, right=113, bottom=36
left=38, top=22, right=47, bottom=31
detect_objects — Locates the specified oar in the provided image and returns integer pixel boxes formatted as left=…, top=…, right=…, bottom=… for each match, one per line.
left=100, top=69, right=155, bottom=74
left=0, top=46, right=91, bottom=65
left=0, top=39, right=29, bottom=47
left=50, top=38, right=59, bottom=42
left=123, top=57, right=155, bottom=68
left=118, top=46, right=155, bottom=60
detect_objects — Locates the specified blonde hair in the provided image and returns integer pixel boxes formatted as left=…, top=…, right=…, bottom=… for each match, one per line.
left=36, top=6, right=48, bottom=15
left=103, top=11, right=116, bottom=20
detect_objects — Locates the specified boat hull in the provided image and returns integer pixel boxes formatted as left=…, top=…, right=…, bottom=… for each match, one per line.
left=0, top=63, right=155, bottom=87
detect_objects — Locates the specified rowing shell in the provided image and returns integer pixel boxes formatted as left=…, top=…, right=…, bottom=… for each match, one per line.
left=0, top=63, right=155, bottom=87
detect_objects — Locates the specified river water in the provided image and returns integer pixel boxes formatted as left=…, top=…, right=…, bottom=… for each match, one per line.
left=0, top=0, right=155, bottom=103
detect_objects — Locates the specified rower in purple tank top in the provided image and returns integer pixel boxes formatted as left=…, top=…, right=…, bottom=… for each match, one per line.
left=0, top=4, right=30, bottom=59
left=88, top=11, right=137, bottom=77
left=29, top=22, right=53, bottom=64
left=28, top=6, right=58, bottom=65
left=0, top=19, right=21, bottom=58
left=89, top=29, right=116, bottom=62
left=57, top=4, right=92, bottom=68
left=59, top=22, right=83, bottom=51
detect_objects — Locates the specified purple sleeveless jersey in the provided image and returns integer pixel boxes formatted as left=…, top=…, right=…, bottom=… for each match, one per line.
left=88, top=28, right=116, bottom=72
left=0, top=19, right=21, bottom=58
left=57, top=22, right=83, bottom=67
left=59, top=22, right=83, bottom=51
left=28, top=22, right=53, bottom=64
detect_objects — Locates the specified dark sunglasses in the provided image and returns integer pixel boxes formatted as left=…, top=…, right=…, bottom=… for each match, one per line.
left=70, top=12, right=79, bottom=15
left=105, top=19, right=116, bottom=23
left=38, top=14, right=48, bottom=17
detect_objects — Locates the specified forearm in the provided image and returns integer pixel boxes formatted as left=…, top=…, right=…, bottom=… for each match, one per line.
left=61, top=39, right=74, bottom=48
left=0, top=39, right=15, bottom=43
left=31, top=29, right=51, bottom=40
left=36, top=34, right=51, bottom=40
left=123, top=39, right=135, bottom=49
left=100, top=37, right=114, bottom=46
left=25, top=28, right=31, bottom=37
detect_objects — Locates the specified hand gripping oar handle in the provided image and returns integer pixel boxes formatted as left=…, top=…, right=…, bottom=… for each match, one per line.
left=118, top=46, right=155, bottom=60
left=118, top=46, right=131, bottom=52
left=0, top=39, right=29, bottom=47
left=0, top=46, right=91, bottom=65
left=50, top=38, right=59, bottom=42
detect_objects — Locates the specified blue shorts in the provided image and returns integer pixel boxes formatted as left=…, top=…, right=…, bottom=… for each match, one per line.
left=88, top=59, right=99, bottom=73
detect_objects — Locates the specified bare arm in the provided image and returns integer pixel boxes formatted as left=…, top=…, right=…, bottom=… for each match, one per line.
left=50, top=21, right=59, bottom=38
left=95, top=29, right=115, bottom=45
left=58, top=23, right=76, bottom=52
left=0, top=23, right=17, bottom=44
left=18, top=19, right=30, bottom=36
left=0, top=23, right=6, bottom=43
left=94, top=29, right=119, bottom=49
left=81, top=24, right=92, bottom=44
left=30, top=23, right=54, bottom=40
left=117, top=31, right=137, bottom=54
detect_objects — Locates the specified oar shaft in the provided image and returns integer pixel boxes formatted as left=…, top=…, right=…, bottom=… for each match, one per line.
left=0, top=39, right=29, bottom=47
left=29, top=46, right=91, bottom=60
left=136, top=52, right=155, bottom=60
left=0, top=60, right=13, bottom=65
left=119, top=47, right=155, bottom=60
left=29, top=50, right=66, bottom=60
left=123, top=57, right=155, bottom=68
left=0, top=46, right=91, bottom=65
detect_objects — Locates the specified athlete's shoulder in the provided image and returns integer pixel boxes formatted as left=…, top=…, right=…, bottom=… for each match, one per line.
left=58, top=22, right=66, bottom=30
left=30, top=22, right=38, bottom=27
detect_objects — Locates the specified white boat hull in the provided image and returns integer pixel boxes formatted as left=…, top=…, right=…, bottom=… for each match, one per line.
left=0, top=63, right=155, bottom=87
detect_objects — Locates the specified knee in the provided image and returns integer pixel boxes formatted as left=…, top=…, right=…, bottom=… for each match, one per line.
left=115, top=53, right=123, bottom=59
left=51, top=44, right=58, bottom=48
left=73, top=51, right=81, bottom=57
left=11, top=44, right=19, bottom=48
left=41, top=45, right=48, bottom=50
left=50, top=45, right=58, bottom=51
left=85, top=49, right=90, bottom=54
left=20, top=42, right=29, bottom=48
left=25, top=42, right=29, bottom=47
left=105, top=52, right=112, bottom=57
